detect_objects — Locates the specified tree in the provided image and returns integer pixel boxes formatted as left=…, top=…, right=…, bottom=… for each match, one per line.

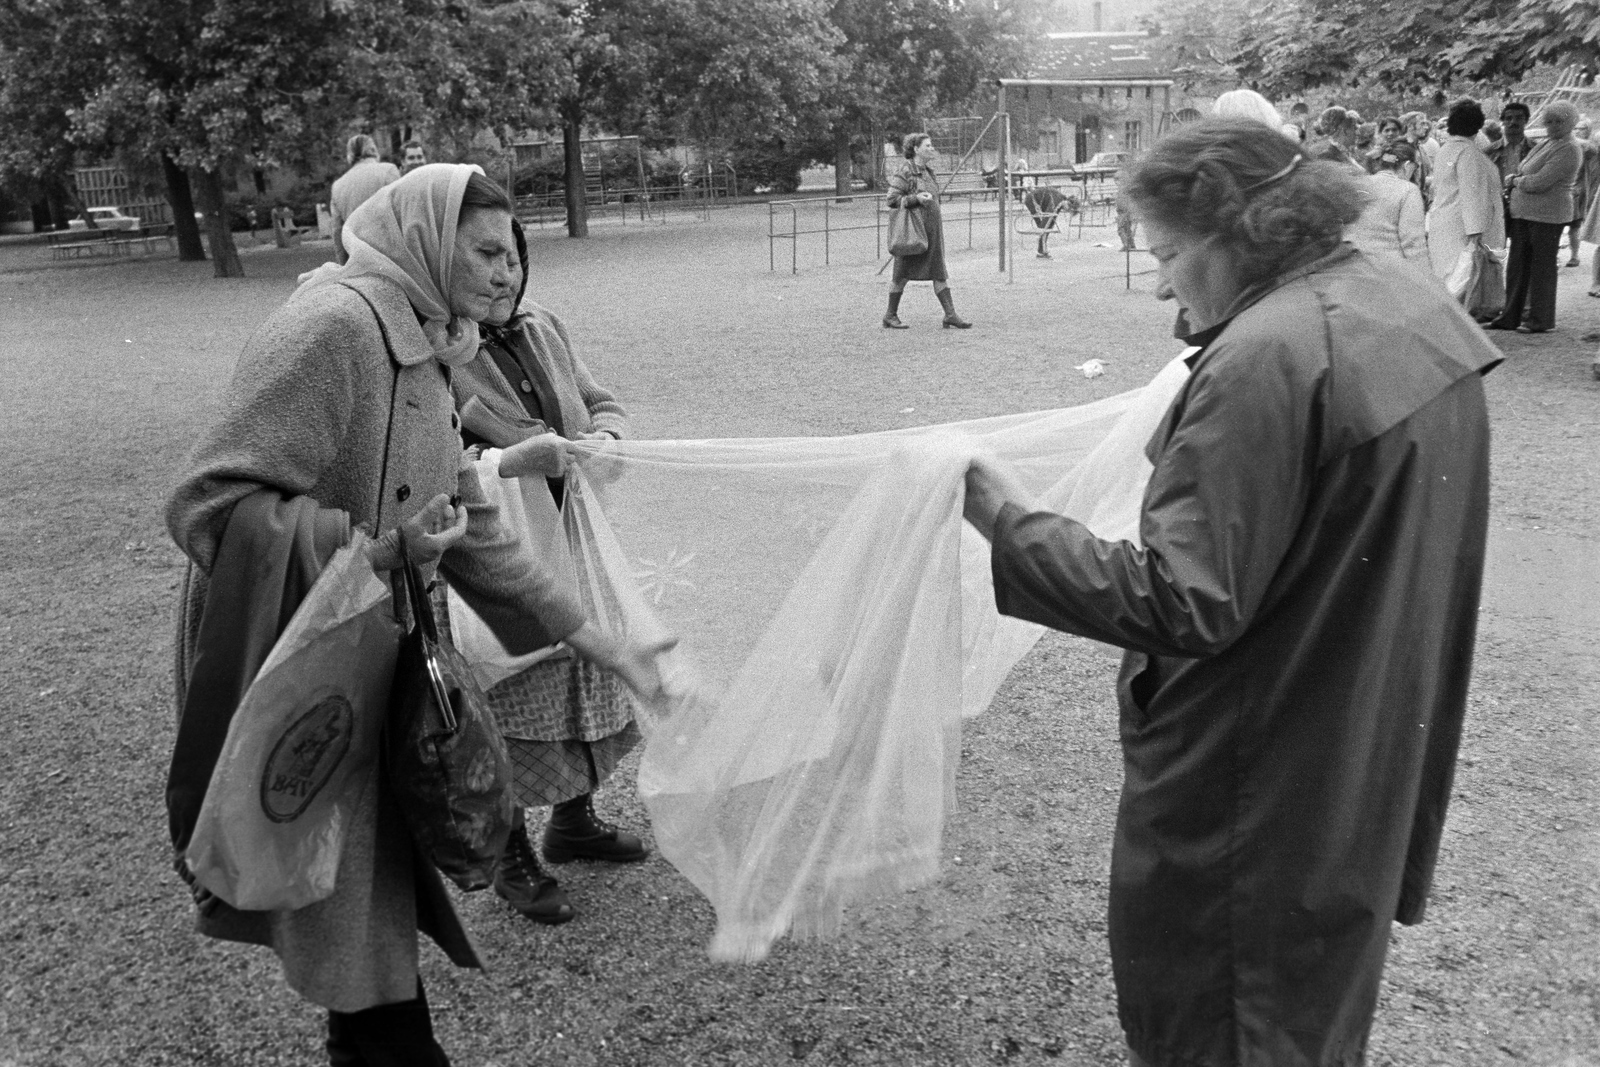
left=0, top=0, right=111, bottom=229
left=802, top=0, right=1041, bottom=196
left=1232, top=0, right=1600, bottom=97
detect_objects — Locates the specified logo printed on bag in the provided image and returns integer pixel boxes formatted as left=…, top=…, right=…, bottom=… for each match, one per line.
left=260, top=696, right=354, bottom=823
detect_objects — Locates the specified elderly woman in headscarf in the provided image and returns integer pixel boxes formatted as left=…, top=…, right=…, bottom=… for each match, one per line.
left=439, top=220, right=645, bottom=925
left=165, top=164, right=670, bottom=1066
left=1488, top=100, right=1583, bottom=332
left=961, top=119, right=1499, bottom=1067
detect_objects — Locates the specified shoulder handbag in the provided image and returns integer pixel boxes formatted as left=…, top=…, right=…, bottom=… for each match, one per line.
left=385, top=536, right=515, bottom=891
left=346, top=280, right=515, bottom=892
left=887, top=172, right=929, bottom=257
left=888, top=202, right=929, bottom=258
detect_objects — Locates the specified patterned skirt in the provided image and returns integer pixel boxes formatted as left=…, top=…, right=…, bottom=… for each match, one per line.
left=437, top=586, right=640, bottom=806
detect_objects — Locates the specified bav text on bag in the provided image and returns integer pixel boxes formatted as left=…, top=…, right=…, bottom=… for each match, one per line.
left=887, top=204, right=929, bottom=258
left=386, top=540, right=515, bottom=891
left=184, top=532, right=401, bottom=912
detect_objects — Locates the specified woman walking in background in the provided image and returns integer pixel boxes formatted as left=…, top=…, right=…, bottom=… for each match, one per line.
left=1488, top=101, right=1583, bottom=334
left=1567, top=117, right=1598, bottom=268
left=1428, top=99, right=1505, bottom=287
left=883, top=133, right=971, bottom=330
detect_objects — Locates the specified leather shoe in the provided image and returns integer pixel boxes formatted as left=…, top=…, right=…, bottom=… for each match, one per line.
left=1515, top=325, right=1550, bottom=334
left=882, top=314, right=908, bottom=329
left=544, top=795, right=649, bottom=864
left=495, top=822, right=575, bottom=924
left=1482, top=319, right=1516, bottom=330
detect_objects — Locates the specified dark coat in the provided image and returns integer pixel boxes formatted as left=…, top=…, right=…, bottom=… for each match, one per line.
left=989, top=246, right=1500, bottom=1066
left=887, top=161, right=947, bottom=282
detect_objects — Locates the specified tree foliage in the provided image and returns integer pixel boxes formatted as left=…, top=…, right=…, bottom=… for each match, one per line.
left=1230, top=0, right=1600, bottom=97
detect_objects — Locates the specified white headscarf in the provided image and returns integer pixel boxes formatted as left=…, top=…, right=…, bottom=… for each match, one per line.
left=298, top=162, right=484, bottom=366
left=1214, top=89, right=1284, bottom=133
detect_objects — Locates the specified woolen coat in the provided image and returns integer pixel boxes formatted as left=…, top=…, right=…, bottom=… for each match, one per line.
left=1508, top=135, right=1582, bottom=224
left=1347, top=171, right=1428, bottom=266
left=989, top=246, right=1500, bottom=1066
left=886, top=161, right=948, bottom=283
left=166, top=273, right=587, bottom=1011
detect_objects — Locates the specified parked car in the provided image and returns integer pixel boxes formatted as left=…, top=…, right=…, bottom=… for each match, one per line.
left=1074, top=151, right=1135, bottom=179
left=67, top=206, right=141, bottom=231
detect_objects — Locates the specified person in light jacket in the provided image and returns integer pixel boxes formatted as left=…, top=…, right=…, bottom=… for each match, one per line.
left=1488, top=101, right=1583, bottom=333
left=1347, top=141, right=1429, bottom=265
left=1427, top=99, right=1505, bottom=285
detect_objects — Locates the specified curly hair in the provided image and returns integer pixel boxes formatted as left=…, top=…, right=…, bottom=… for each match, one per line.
left=1126, top=118, right=1365, bottom=289
left=1446, top=99, right=1485, bottom=138
left=902, top=132, right=931, bottom=159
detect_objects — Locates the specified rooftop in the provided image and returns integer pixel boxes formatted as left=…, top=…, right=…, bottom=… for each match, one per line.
left=1026, top=30, right=1170, bottom=82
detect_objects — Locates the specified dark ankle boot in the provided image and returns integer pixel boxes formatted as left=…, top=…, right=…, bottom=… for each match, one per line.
left=494, top=812, right=574, bottom=924
left=937, top=289, right=972, bottom=329
left=544, top=793, right=649, bottom=864
left=883, top=291, right=908, bottom=329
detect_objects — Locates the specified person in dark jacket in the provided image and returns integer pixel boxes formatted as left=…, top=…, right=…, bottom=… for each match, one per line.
left=1023, top=185, right=1074, bottom=258
left=962, top=119, right=1499, bottom=1067
left=883, top=133, right=971, bottom=329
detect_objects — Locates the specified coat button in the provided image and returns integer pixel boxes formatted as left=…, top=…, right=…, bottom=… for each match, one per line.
left=520, top=379, right=533, bottom=393
left=396, top=484, right=411, bottom=502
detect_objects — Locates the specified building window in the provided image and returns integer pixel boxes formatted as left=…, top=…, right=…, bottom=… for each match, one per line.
left=1145, top=87, right=1153, bottom=99
left=1127, top=86, right=1134, bottom=99
left=1124, top=121, right=1141, bottom=152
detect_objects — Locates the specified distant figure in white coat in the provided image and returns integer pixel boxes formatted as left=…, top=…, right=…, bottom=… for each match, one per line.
left=1427, top=99, right=1505, bottom=282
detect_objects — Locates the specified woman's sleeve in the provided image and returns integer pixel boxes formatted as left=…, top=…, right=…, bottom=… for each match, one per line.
left=885, top=168, right=918, bottom=209
left=546, top=310, right=627, bottom=438
left=990, top=330, right=1316, bottom=658
left=438, top=461, right=586, bottom=654
left=1459, top=153, right=1495, bottom=238
left=1399, top=186, right=1428, bottom=260
left=166, top=295, right=363, bottom=573
left=1517, top=143, right=1581, bottom=194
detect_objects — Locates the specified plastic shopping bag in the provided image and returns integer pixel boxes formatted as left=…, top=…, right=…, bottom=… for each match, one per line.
left=1446, top=244, right=1504, bottom=320
left=185, top=533, right=401, bottom=911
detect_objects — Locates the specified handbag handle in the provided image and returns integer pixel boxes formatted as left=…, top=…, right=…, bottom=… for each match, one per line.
left=396, top=538, right=459, bottom=732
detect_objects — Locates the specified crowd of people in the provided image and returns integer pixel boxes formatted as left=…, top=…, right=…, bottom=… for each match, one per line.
left=1282, top=92, right=1596, bottom=342
left=164, top=101, right=1555, bottom=1066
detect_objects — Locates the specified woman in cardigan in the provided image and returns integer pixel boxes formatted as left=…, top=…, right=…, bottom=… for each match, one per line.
left=167, top=165, right=669, bottom=1066
left=446, top=218, right=645, bottom=925
left=883, top=133, right=971, bottom=329
left=1488, top=101, right=1583, bottom=333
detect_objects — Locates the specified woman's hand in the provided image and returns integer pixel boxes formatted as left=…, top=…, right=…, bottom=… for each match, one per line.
left=963, top=455, right=1035, bottom=544
left=399, top=493, right=469, bottom=564
left=563, top=622, right=679, bottom=701
left=498, top=432, right=578, bottom=479
left=918, top=191, right=935, bottom=204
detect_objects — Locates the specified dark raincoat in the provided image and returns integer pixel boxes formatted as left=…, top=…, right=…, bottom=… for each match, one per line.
left=989, top=245, right=1500, bottom=1067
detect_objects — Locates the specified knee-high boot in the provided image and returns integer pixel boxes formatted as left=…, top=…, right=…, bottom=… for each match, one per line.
left=883, top=290, right=908, bottom=329
left=936, top=288, right=972, bottom=329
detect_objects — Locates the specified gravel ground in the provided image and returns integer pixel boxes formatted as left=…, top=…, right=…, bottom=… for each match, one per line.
left=0, top=207, right=1596, bottom=1066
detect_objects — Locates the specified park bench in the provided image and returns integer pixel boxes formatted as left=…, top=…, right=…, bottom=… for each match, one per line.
left=108, top=223, right=175, bottom=255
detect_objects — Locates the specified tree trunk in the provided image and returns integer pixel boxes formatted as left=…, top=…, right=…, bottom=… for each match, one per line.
left=194, top=166, right=243, bottom=278
left=161, top=153, right=207, bottom=261
left=562, top=105, right=588, bottom=239
left=833, top=130, right=853, bottom=201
